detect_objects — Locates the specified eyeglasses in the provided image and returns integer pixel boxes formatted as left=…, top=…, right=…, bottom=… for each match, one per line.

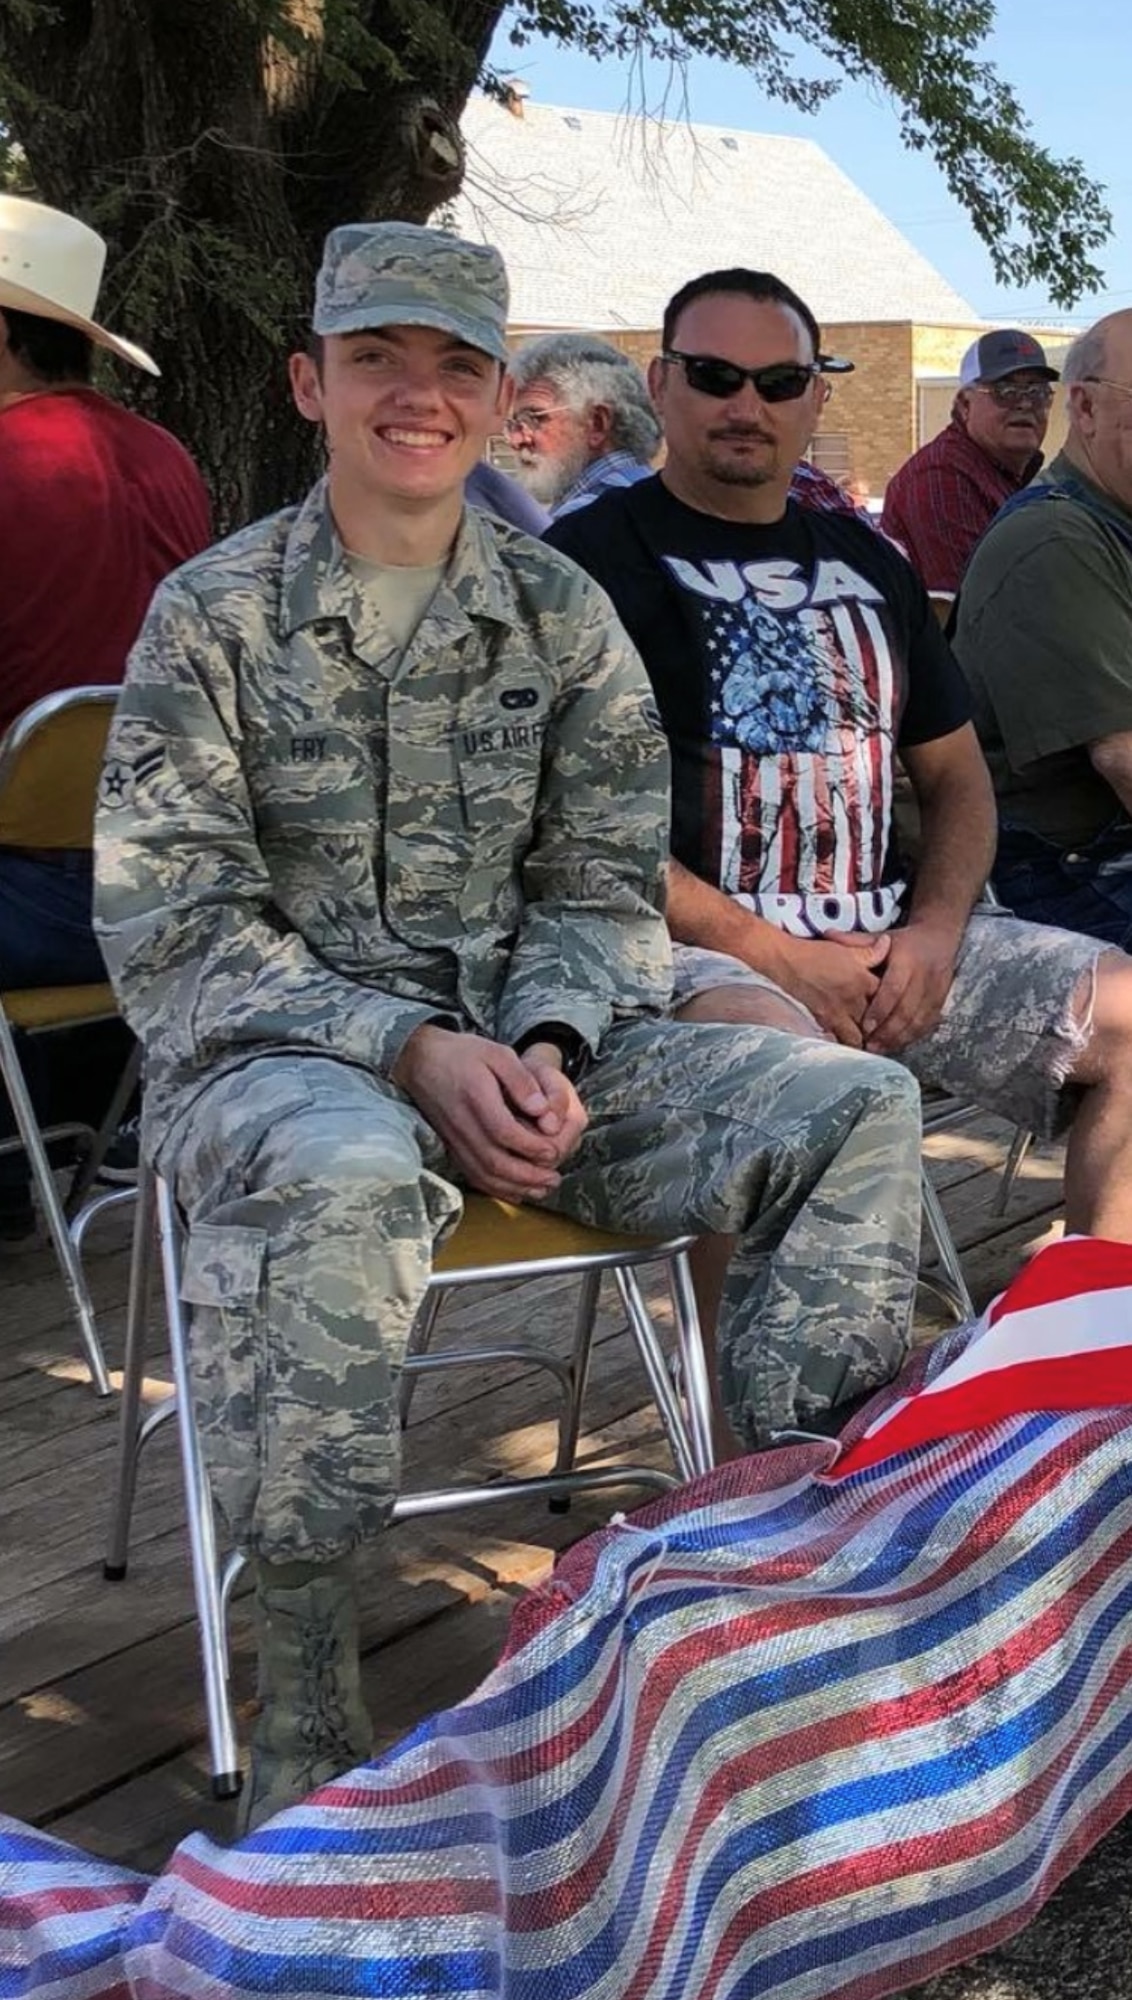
left=1082, top=376, right=1132, bottom=400
left=972, top=380, right=1055, bottom=411
left=661, top=351, right=850, bottom=403
left=502, top=405, right=573, bottom=439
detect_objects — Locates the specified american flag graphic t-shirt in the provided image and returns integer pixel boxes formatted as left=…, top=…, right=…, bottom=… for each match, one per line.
left=548, top=476, right=971, bottom=938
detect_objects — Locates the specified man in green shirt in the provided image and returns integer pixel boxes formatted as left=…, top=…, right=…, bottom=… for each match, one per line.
left=952, top=310, right=1132, bottom=944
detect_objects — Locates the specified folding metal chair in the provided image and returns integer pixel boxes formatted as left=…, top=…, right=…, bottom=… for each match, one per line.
left=980, top=882, right=1036, bottom=1217
left=105, top=1161, right=714, bottom=1797
left=994, top=1124, right=1035, bottom=1213
left=0, top=687, right=140, bottom=1394
left=919, top=1083, right=1042, bottom=1317
left=918, top=1158, right=974, bottom=1323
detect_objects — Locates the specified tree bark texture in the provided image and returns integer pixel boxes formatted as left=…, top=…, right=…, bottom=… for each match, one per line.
left=0, top=0, right=503, bottom=526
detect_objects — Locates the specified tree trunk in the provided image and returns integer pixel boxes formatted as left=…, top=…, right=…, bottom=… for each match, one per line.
left=0, top=0, right=504, bottom=529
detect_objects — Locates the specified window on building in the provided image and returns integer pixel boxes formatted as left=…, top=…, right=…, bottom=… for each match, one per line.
left=917, top=382, right=956, bottom=450
left=809, top=431, right=852, bottom=481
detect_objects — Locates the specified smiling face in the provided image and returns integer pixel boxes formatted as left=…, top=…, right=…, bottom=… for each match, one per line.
left=289, top=323, right=509, bottom=528
left=649, top=291, right=827, bottom=520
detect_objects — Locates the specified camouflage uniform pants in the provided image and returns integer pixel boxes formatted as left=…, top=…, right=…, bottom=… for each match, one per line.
left=162, top=1022, right=921, bottom=1564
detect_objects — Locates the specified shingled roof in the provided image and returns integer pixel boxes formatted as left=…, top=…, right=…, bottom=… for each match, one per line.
left=452, top=94, right=977, bottom=330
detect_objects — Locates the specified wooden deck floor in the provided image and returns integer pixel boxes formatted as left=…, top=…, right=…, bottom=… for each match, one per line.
left=0, top=1112, right=1069, bottom=1883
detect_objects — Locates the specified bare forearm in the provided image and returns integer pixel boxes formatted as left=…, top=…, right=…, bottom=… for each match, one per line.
left=667, top=857, right=896, bottom=1048
left=909, top=767, right=996, bottom=933
left=666, top=858, right=790, bottom=976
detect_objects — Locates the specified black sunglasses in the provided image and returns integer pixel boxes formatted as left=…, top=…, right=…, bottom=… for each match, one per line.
left=662, top=349, right=853, bottom=403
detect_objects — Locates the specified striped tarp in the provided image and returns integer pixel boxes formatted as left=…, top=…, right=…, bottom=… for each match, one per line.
left=4, top=1236, right=1132, bottom=1999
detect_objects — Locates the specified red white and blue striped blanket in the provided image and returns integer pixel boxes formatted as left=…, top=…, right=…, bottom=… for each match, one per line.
left=4, top=1234, right=1132, bottom=1999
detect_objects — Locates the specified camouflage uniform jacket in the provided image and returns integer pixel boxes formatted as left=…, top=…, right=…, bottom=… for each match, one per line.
left=94, top=480, right=673, bottom=1133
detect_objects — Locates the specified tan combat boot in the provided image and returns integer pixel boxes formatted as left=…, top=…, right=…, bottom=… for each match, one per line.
left=236, top=1554, right=373, bottom=1836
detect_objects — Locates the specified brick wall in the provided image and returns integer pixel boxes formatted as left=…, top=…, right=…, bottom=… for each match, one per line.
left=912, top=324, right=984, bottom=376
left=815, top=321, right=913, bottom=502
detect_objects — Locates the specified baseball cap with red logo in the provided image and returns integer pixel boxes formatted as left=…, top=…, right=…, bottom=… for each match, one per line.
left=959, top=329, right=1059, bottom=387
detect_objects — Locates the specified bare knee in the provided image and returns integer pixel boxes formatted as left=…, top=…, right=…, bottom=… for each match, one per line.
left=676, top=982, right=827, bottom=1039
left=1067, top=949, right=1132, bottom=1086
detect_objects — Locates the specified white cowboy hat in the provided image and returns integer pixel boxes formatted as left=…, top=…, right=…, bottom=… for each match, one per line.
left=0, top=194, right=158, bottom=375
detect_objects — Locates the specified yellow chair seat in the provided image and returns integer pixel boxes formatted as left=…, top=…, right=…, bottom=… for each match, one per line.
left=2, top=981, right=118, bottom=1032
left=433, top=1194, right=667, bottom=1274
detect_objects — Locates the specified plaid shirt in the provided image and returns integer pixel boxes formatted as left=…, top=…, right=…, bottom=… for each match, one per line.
left=880, top=417, right=1041, bottom=594
left=552, top=450, right=654, bottom=518
left=788, top=459, right=876, bottom=526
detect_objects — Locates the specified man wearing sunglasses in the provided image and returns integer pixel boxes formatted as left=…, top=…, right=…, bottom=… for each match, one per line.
left=505, top=331, right=870, bottom=529
left=880, top=330, right=1058, bottom=597
left=548, top=267, right=1132, bottom=1288
left=952, top=309, right=1132, bottom=948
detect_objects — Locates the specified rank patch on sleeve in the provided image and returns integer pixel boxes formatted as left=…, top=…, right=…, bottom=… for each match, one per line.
left=99, top=747, right=165, bottom=809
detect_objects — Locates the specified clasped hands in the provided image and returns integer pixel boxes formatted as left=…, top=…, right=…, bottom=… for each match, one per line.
left=769, top=918, right=961, bottom=1053
left=391, top=1023, right=588, bottom=1202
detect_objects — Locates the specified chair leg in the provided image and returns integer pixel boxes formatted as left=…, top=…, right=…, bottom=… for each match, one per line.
left=399, top=1287, right=444, bottom=1428
left=104, top=1159, right=158, bottom=1578
left=70, top=1185, right=137, bottom=1272
left=0, top=1008, right=110, bottom=1394
left=667, top=1249, right=716, bottom=1477
left=994, top=1125, right=1034, bottom=1216
left=552, top=1268, right=602, bottom=1474
left=919, top=1166, right=975, bottom=1324
left=545, top=1268, right=602, bottom=1512
left=156, top=1175, right=242, bottom=1800
left=614, top=1266, right=697, bottom=1481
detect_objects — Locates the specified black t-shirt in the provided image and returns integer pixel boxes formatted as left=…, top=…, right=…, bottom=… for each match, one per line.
left=547, top=475, right=971, bottom=936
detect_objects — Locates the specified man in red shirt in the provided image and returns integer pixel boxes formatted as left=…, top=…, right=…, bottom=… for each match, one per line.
left=0, top=196, right=212, bottom=1233
left=880, top=329, right=1058, bottom=597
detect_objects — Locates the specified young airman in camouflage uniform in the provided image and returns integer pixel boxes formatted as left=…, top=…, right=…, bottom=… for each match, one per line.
left=94, top=222, right=923, bottom=1830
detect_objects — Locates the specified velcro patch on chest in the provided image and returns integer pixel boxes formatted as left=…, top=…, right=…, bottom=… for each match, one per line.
left=459, top=718, right=547, bottom=756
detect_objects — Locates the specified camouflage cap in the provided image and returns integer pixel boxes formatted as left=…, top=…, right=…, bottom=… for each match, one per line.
left=313, top=221, right=510, bottom=363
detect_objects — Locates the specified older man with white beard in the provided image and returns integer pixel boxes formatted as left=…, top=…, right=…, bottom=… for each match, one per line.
left=505, top=332, right=662, bottom=517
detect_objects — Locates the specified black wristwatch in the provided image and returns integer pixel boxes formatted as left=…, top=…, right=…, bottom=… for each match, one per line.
left=513, top=1021, right=592, bottom=1085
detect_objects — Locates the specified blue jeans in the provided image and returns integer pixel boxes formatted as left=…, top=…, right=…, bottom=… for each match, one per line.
left=993, top=818, right=1132, bottom=950
left=0, top=853, right=128, bottom=1196
left=0, top=851, right=106, bottom=987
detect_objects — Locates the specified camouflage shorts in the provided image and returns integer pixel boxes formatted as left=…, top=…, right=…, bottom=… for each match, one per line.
left=674, top=904, right=1106, bottom=1138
